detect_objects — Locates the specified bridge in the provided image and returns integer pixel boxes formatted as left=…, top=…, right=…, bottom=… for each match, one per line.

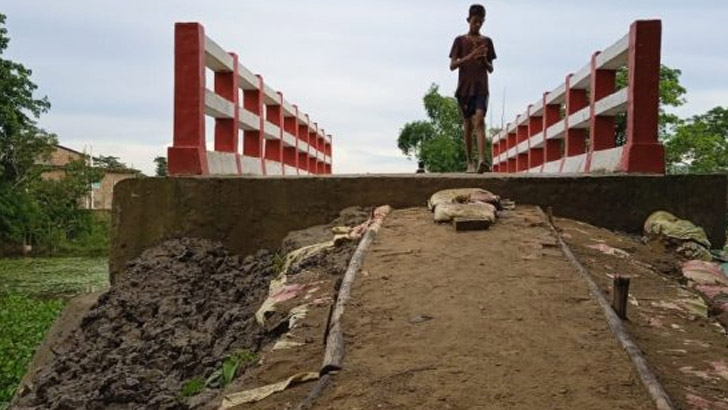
left=92, top=18, right=728, bottom=410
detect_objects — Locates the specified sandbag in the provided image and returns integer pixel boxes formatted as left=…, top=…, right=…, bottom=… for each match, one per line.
left=644, top=211, right=711, bottom=248
left=644, top=211, right=711, bottom=260
left=428, top=188, right=501, bottom=211
left=433, top=202, right=497, bottom=223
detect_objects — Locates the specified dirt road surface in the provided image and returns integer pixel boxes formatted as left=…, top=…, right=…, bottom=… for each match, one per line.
left=315, top=206, right=653, bottom=409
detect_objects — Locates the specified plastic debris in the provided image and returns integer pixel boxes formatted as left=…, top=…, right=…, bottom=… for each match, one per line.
left=287, top=304, right=309, bottom=329
left=255, top=284, right=307, bottom=325
left=272, top=339, right=306, bottom=351
left=682, top=260, right=728, bottom=287
left=587, top=243, right=630, bottom=258
left=219, top=372, right=319, bottom=408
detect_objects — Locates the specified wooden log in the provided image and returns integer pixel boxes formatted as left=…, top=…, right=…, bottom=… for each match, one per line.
left=612, top=275, right=631, bottom=320
left=537, top=207, right=675, bottom=410
left=321, top=206, right=391, bottom=373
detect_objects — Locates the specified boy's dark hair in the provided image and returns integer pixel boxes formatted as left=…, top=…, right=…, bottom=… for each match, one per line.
left=469, top=4, right=486, bottom=18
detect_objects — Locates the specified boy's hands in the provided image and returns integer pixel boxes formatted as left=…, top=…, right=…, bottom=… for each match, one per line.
left=465, top=44, right=487, bottom=62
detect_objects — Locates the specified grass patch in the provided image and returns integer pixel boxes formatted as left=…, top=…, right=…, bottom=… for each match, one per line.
left=180, top=377, right=204, bottom=398
left=0, top=257, right=108, bottom=297
left=204, top=349, right=259, bottom=389
left=0, top=293, right=66, bottom=408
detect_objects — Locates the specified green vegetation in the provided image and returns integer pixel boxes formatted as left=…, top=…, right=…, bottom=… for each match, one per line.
left=154, top=156, right=168, bottom=177
left=0, top=13, right=115, bottom=257
left=180, top=377, right=204, bottom=398
left=0, top=256, right=108, bottom=407
left=666, top=107, right=728, bottom=174
left=204, top=348, right=259, bottom=389
left=0, top=257, right=109, bottom=297
left=399, top=66, right=726, bottom=174
left=0, top=294, right=66, bottom=407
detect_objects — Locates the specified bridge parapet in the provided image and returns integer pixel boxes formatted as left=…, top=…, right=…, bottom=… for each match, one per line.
left=168, top=22, right=333, bottom=176
left=492, top=20, right=664, bottom=174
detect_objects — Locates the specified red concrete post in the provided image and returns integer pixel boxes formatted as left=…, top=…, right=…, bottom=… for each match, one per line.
left=264, top=93, right=284, bottom=174
left=169, top=23, right=208, bottom=175
left=283, top=104, right=298, bottom=175
left=506, top=128, right=517, bottom=173
left=326, top=135, right=333, bottom=174
left=565, top=74, right=588, bottom=157
left=297, top=114, right=309, bottom=174
left=214, top=52, right=241, bottom=174
left=309, top=123, right=319, bottom=174
left=243, top=75, right=265, bottom=174
left=620, top=20, right=665, bottom=173
left=543, top=94, right=562, bottom=165
left=516, top=120, right=529, bottom=172
left=491, top=137, right=499, bottom=172
left=316, top=129, right=325, bottom=175
left=527, top=104, right=544, bottom=170
left=589, top=51, right=617, bottom=152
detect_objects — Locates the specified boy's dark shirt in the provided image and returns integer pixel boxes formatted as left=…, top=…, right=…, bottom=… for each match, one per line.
left=449, top=35, right=497, bottom=100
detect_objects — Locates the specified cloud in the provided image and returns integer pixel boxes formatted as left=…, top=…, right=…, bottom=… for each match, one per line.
left=3, top=1, right=727, bottom=175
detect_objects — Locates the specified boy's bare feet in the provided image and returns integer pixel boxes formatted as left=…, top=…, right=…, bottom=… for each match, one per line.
left=466, top=162, right=476, bottom=173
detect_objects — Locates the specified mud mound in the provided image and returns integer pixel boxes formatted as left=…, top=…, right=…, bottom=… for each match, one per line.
left=14, top=238, right=276, bottom=410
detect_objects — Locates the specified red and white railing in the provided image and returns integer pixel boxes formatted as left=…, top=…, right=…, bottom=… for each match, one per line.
left=168, top=22, right=333, bottom=176
left=492, top=20, right=664, bottom=174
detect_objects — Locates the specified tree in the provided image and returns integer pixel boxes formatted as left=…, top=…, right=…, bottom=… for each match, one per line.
left=0, top=14, right=106, bottom=254
left=93, top=155, right=126, bottom=170
left=153, top=156, right=168, bottom=176
left=665, top=107, right=728, bottom=174
left=397, top=84, right=470, bottom=172
left=30, top=159, right=102, bottom=238
left=0, top=13, right=56, bottom=188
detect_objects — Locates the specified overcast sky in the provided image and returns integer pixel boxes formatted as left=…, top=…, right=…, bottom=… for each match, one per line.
left=4, top=1, right=727, bottom=175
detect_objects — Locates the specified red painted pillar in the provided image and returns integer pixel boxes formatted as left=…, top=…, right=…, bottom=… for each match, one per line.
left=587, top=51, right=617, bottom=172
left=620, top=20, right=664, bottom=173
left=169, top=23, right=208, bottom=175
left=543, top=94, right=562, bottom=166
left=516, top=119, right=529, bottom=172
left=213, top=52, right=241, bottom=174
left=243, top=75, right=265, bottom=174
left=265, top=93, right=284, bottom=174
left=308, top=123, right=318, bottom=174
left=527, top=104, right=544, bottom=170
left=330, top=135, right=334, bottom=174
left=316, top=129, right=325, bottom=174
left=565, top=74, right=588, bottom=157
left=325, top=135, right=332, bottom=174
left=506, top=128, right=517, bottom=173
left=283, top=104, right=298, bottom=175
left=491, top=136, right=500, bottom=172
left=297, top=114, right=309, bottom=174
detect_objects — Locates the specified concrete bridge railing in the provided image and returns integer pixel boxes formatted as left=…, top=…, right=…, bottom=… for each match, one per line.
left=492, top=20, right=664, bottom=174
left=168, top=22, right=333, bottom=176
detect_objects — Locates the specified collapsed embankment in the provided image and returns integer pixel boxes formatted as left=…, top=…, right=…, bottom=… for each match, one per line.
left=13, top=208, right=369, bottom=410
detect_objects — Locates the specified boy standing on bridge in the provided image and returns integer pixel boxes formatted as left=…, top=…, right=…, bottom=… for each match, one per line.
left=449, top=4, right=496, bottom=173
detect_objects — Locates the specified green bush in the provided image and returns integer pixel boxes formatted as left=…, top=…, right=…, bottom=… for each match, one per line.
left=0, top=294, right=66, bottom=407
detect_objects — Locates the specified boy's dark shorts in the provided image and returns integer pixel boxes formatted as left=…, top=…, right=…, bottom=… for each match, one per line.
left=459, top=94, right=489, bottom=119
